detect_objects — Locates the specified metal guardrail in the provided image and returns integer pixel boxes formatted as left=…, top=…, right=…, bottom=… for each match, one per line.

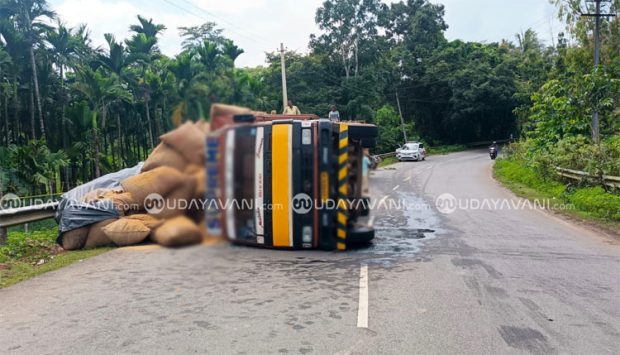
left=555, top=167, right=620, bottom=188
left=374, top=152, right=396, bottom=159
left=0, top=202, right=59, bottom=245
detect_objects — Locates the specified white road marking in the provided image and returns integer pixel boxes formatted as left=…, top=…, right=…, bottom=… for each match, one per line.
left=392, top=185, right=400, bottom=191
left=403, top=176, right=412, bottom=182
left=357, top=265, right=369, bottom=328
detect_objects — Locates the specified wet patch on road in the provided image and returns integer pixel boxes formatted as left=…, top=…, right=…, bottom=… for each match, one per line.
left=354, top=191, right=446, bottom=265
left=498, top=325, right=553, bottom=353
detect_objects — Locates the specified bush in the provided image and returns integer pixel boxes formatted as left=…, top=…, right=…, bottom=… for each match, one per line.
left=504, top=136, right=620, bottom=182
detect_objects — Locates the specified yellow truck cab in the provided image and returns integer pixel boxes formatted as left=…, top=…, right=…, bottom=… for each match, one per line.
left=205, top=113, right=377, bottom=250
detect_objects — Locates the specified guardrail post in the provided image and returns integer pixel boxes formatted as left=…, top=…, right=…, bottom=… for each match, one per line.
left=0, top=226, right=6, bottom=245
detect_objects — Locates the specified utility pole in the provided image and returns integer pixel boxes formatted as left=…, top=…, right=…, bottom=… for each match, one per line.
left=279, top=43, right=288, bottom=110
left=581, top=0, right=615, bottom=143
left=395, top=91, right=408, bottom=142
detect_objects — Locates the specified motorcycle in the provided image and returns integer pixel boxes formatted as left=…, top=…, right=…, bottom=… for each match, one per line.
left=489, top=146, right=498, bottom=160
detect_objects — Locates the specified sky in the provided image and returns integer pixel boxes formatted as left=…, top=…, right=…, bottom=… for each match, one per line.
left=48, top=0, right=562, bottom=68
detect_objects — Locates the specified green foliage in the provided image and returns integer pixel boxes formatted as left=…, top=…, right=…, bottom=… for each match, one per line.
left=2, top=139, right=68, bottom=194
left=526, top=67, right=619, bottom=145
left=505, top=135, right=620, bottom=180
left=374, top=105, right=403, bottom=153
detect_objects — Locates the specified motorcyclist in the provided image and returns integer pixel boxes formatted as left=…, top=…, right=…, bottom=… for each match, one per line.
left=489, top=141, right=499, bottom=159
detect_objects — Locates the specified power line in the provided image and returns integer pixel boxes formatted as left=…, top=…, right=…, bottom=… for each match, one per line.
left=175, top=0, right=274, bottom=47
left=158, top=0, right=273, bottom=50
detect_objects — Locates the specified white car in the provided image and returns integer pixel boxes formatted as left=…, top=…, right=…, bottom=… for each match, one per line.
left=396, top=142, right=426, bottom=161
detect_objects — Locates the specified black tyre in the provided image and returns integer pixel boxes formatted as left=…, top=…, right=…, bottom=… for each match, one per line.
left=348, top=124, right=378, bottom=140
left=360, top=137, right=376, bottom=148
left=347, top=227, right=375, bottom=245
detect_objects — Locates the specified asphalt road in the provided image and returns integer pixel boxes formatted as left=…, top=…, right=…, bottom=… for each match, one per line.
left=1, top=150, right=619, bottom=354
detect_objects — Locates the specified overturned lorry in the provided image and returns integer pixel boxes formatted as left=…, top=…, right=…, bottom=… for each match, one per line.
left=205, top=107, right=378, bottom=250
left=56, top=104, right=378, bottom=251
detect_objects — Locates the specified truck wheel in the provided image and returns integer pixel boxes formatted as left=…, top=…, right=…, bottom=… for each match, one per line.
left=347, top=227, right=375, bottom=245
left=360, top=138, right=376, bottom=148
left=347, top=124, right=378, bottom=140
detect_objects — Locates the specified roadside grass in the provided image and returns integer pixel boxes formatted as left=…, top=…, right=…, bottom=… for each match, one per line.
left=378, top=156, right=398, bottom=167
left=494, top=157, right=620, bottom=232
left=0, top=227, right=111, bottom=288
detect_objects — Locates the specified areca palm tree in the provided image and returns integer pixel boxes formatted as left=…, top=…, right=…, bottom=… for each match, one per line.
left=46, top=21, right=80, bottom=147
left=129, top=15, right=166, bottom=47
left=0, top=0, right=55, bottom=141
left=0, top=45, right=13, bottom=145
left=195, top=40, right=220, bottom=72
left=126, top=16, right=166, bottom=147
left=98, top=33, right=130, bottom=78
left=73, top=67, right=132, bottom=177
left=222, top=39, right=244, bottom=63
left=47, top=21, right=85, bottom=184
left=0, top=16, right=29, bottom=140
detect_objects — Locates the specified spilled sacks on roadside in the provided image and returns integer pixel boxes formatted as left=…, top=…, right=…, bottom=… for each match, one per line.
left=56, top=116, right=217, bottom=250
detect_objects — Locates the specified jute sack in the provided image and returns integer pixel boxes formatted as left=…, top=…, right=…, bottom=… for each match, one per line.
left=60, top=226, right=89, bottom=250
left=81, top=188, right=111, bottom=203
left=160, top=121, right=205, bottom=165
left=210, top=103, right=251, bottom=119
left=151, top=176, right=197, bottom=219
left=124, top=214, right=163, bottom=229
left=194, top=120, right=211, bottom=135
left=101, top=191, right=135, bottom=216
left=185, top=164, right=201, bottom=174
left=151, top=215, right=202, bottom=247
left=120, top=166, right=184, bottom=209
left=192, top=168, right=206, bottom=199
left=85, top=219, right=117, bottom=249
left=103, top=218, right=150, bottom=246
left=142, top=142, right=189, bottom=172
left=184, top=164, right=205, bottom=198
